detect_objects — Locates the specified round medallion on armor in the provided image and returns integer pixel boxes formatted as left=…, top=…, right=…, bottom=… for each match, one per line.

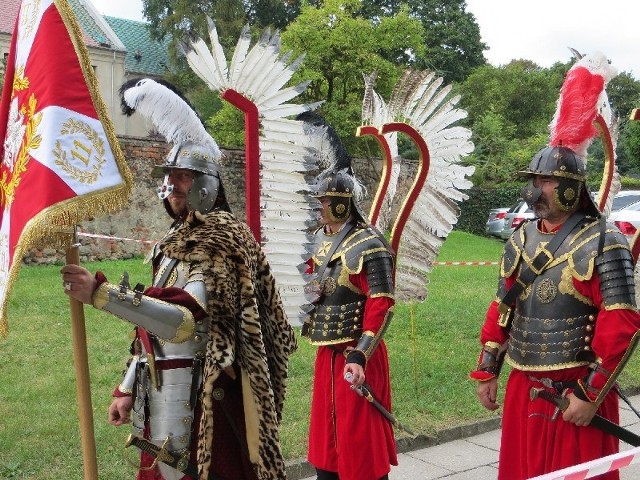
left=564, top=187, right=575, bottom=201
left=336, top=203, right=346, bottom=215
left=323, top=277, right=337, bottom=296
left=536, top=278, right=557, bottom=304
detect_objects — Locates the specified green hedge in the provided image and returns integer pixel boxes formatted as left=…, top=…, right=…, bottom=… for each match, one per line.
left=457, top=176, right=640, bottom=236
left=457, top=183, right=523, bottom=236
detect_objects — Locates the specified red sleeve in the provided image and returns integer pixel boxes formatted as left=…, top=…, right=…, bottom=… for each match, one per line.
left=573, top=271, right=640, bottom=398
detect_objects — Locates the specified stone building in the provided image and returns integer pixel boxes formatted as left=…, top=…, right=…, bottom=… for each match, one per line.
left=0, top=0, right=170, bottom=137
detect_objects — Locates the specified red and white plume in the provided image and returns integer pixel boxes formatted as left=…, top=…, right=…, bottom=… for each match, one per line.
left=550, top=51, right=618, bottom=158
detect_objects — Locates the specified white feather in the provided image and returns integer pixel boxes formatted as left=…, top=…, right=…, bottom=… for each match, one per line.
left=122, top=78, right=221, bottom=158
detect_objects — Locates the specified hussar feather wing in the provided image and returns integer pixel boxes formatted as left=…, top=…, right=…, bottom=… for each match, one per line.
left=185, top=19, right=319, bottom=324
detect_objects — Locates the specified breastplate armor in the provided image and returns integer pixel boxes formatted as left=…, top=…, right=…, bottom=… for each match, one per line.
left=132, top=254, right=210, bottom=463
left=305, top=226, right=393, bottom=345
left=306, top=258, right=366, bottom=344
left=505, top=221, right=599, bottom=370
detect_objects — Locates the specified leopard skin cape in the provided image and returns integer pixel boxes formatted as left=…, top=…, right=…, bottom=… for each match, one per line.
left=159, top=210, right=298, bottom=480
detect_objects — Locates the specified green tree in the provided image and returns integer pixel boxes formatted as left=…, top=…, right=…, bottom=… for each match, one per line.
left=357, top=0, right=487, bottom=83
left=460, top=62, right=558, bottom=141
left=280, top=0, right=426, bottom=154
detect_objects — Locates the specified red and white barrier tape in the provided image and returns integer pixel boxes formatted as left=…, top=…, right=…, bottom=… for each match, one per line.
left=433, top=261, right=498, bottom=266
left=77, top=231, right=157, bottom=245
left=76, top=232, right=499, bottom=265
left=528, top=446, right=640, bottom=479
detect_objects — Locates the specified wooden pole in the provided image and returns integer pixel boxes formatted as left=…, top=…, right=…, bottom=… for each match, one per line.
left=66, top=243, right=99, bottom=479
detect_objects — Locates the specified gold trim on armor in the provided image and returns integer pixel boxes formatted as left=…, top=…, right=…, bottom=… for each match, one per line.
left=337, top=263, right=361, bottom=294
left=604, top=302, right=638, bottom=311
left=92, top=283, right=110, bottom=309
left=370, top=292, right=394, bottom=299
left=558, top=265, right=593, bottom=306
left=309, top=336, right=360, bottom=346
left=118, top=384, right=133, bottom=394
left=505, top=355, right=590, bottom=371
left=484, top=341, right=502, bottom=350
left=166, top=268, right=178, bottom=287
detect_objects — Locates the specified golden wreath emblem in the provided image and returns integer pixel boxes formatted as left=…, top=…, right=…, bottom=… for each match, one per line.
left=54, top=119, right=106, bottom=184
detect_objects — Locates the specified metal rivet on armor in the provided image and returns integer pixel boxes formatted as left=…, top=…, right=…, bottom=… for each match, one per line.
left=338, top=322, right=343, bottom=327
left=179, top=435, right=188, bottom=443
left=337, top=330, right=343, bottom=335
left=584, top=336, right=592, bottom=344
left=563, top=342, right=570, bottom=348
left=583, top=346, right=592, bottom=351
left=184, top=401, right=191, bottom=410
left=325, top=315, right=330, bottom=321
left=183, top=417, right=191, bottom=425
left=327, top=307, right=332, bottom=312
left=341, top=305, right=346, bottom=311
left=586, top=325, right=593, bottom=333
left=323, top=324, right=328, bottom=330
left=355, top=309, right=360, bottom=314
left=588, top=315, right=596, bottom=321
left=322, top=331, right=328, bottom=337
left=340, top=314, right=345, bottom=319
left=541, top=344, right=548, bottom=351
left=213, top=388, right=224, bottom=401
left=194, top=335, right=202, bottom=343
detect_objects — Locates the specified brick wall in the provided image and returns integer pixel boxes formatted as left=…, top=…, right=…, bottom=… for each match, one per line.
left=24, top=136, right=386, bottom=264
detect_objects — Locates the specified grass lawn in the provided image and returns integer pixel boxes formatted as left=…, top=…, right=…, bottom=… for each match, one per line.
left=2, top=230, right=640, bottom=479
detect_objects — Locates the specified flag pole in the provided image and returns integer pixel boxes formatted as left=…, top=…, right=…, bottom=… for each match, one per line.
left=65, top=234, right=99, bottom=480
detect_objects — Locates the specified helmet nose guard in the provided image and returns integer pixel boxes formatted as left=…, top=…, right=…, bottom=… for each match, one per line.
left=153, top=141, right=223, bottom=216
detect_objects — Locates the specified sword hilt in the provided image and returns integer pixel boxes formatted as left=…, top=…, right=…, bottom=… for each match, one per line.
left=530, top=387, right=569, bottom=411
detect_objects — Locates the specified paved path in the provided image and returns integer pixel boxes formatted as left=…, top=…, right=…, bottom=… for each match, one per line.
left=293, top=394, right=640, bottom=479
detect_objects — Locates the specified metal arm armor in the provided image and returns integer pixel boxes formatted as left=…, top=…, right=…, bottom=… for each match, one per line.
left=595, top=246, right=637, bottom=310
left=92, top=282, right=196, bottom=343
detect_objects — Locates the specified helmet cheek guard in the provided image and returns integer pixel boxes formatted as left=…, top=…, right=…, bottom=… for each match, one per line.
left=187, top=172, right=220, bottom=214
left=327, top=197, right=352, bottom=223
left=553, top=178, right=583, bottom=212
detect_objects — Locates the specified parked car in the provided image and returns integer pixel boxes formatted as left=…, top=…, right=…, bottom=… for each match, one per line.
left=610, top=190, right=640, bottom=212
left=499, top=200, right=535, bottom=240
left=609, top=200, right=640, bottom=242
left=485, top=207, right=510, bottom=237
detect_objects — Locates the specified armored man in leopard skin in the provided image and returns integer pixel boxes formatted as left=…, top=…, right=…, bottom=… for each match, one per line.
left=61, top=80, right=296, bottom=480
left=298, top=113, right=397, bottom=480
left=470, top=145, right=640, bottom=480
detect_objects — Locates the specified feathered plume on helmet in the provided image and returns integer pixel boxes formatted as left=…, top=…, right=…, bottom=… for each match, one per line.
left=549, top=51, right=618, bottom=158
left=119, top=78, right=229, bottom=215
left=521, top=51, right=618, bottom=217
left=296, top=111, right=368, bottom=224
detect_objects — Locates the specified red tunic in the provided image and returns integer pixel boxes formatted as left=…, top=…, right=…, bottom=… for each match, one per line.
left=479, top=269, right=640, bottom=480
left=308, top=272, right=398, bottom=480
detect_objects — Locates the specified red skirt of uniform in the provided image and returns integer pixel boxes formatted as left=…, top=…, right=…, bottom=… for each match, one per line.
left=499, top=368, right=620, bottom=480
left=308, top=343, right=398, bottom=480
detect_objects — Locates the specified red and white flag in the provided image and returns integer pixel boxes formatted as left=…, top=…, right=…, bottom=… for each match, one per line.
left=0, top=0, right=132, bottom=336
